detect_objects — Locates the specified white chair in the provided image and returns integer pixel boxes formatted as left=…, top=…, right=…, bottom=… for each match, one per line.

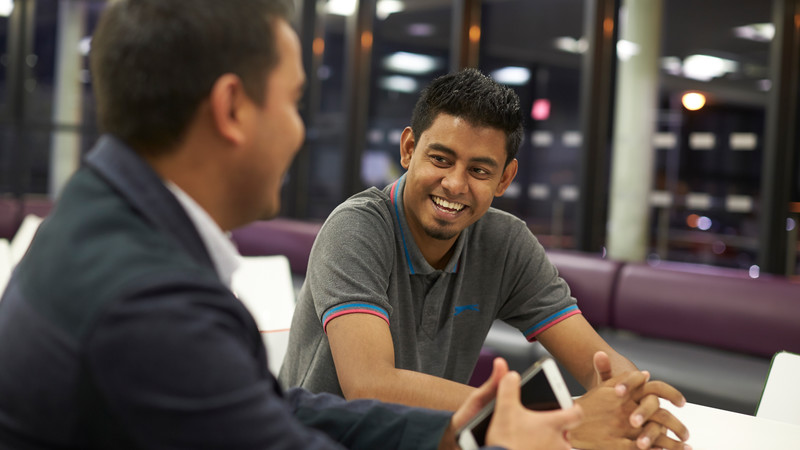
left=9, top=214, right=43, bottom=266
left=1, top=214, right=44, bottom=299
left=0, top=239, right=11, bottom=297
left=755, top=351, right=800, bottom=425
left=232, top=255, right=296, bottom=375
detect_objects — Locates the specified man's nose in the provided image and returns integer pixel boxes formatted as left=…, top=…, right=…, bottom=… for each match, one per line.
left=441, top=168, right=468, bottom=195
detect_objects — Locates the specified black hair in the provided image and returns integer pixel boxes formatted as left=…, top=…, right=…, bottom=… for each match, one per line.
left=410, top=68, right=524, bottom=166
left=90, top=0, right=293, bottom=156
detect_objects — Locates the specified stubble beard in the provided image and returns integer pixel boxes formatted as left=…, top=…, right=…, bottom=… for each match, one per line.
left=424, top=219, right=460, bottom=241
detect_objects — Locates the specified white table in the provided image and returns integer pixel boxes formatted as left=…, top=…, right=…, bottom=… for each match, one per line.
left=660, top=400, right=800, bottom=449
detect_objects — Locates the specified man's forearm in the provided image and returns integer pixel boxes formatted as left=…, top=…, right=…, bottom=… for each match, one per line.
left=344, top=367, right=476, bottom=411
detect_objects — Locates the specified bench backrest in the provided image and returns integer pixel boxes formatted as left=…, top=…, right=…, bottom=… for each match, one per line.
left=613, top=261, right=800, bottom=358
left=231, top=219, right=323, bottom=276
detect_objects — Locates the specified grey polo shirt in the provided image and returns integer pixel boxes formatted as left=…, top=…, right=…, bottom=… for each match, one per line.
left=279, top=175, right=580, bottom=396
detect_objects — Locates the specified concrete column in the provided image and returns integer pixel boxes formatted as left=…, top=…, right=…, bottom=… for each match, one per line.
left=48, top=0, right=86, bottom=198
left=606, top=0, right=663, bottom=261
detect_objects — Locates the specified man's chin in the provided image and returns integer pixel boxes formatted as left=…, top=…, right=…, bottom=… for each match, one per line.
left=424, top=224, right=460, bottom=241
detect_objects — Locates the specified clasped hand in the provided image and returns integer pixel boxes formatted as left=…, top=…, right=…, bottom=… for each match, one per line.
left=568, top=352, right=691, bottom=450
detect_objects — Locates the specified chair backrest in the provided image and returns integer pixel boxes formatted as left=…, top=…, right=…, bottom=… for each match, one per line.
left=232, top=255, right=296, bottom=375
left=756, top=351, right=800, bottom=425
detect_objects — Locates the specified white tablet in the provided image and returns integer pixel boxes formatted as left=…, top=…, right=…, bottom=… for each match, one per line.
left=457, top=356, right=573, bottom=449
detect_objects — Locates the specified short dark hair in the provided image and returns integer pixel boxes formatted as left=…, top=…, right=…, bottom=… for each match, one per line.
left=410, top=68, right=524, bottom=166
left=90, top=0, right=293, bottom=156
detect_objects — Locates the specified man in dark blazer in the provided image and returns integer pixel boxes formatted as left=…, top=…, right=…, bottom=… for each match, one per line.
left=0, top=0, right=591, bottom=448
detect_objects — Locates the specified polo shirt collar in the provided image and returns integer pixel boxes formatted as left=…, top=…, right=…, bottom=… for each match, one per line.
left=386, top=174, right=467, bottom=275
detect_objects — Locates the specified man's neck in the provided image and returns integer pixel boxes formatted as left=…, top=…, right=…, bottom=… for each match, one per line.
left=406, top=225, right=458, bottom=271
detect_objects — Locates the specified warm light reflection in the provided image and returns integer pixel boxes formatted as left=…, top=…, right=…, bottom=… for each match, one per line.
left=361, top=31, right=373, bottom=49
left=686, top=214, right=700, bottom=228
left=682, top=92, right=706, bottom=111
left=313, top=38, right=325, bottom=56
left=603, top=17, right=614, bottom=36
left=469, top=25, right=481, bottom=43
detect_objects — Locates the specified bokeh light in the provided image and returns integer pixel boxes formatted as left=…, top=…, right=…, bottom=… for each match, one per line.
left=682, top=92, right=706, bottom=111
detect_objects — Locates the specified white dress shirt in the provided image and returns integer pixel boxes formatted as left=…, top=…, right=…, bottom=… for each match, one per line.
left=165, top=182, right=241, bottom=289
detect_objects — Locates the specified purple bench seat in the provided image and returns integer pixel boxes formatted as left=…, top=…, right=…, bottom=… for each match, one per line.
left=613, top=261, right=800, bottom=358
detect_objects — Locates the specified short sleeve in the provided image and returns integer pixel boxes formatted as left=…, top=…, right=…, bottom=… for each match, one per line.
left=494, top=220, right=581, bottom=341
left=305, top=198, right=396, bottom=333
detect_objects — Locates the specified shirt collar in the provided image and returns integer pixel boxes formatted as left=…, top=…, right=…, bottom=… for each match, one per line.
left=165, top=182, right=241, bottom=288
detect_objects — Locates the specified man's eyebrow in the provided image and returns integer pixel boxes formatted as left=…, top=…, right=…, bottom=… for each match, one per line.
left=427, top=142, right=500, bottom=169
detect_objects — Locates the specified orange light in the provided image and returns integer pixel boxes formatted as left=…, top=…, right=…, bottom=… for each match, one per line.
left=361, top=31, right=373, bottom=48
left=686, top=214, right=700, bottom=228
left=469, top=25, right=481, bottom=43
left=603, top=17, right=614, bottom=36
left=682, top=92, right=706, bottom=111
left=313, top=37, right=325, bottom=56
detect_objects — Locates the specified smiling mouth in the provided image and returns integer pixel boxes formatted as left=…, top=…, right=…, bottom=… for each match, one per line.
left=431, top=196, right=465, bottom=213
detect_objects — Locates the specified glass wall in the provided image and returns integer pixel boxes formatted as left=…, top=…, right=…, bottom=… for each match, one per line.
left=361, top=0, right=452, bottom=190
left=478, top=0, right=585, bottom=249
left=0, top=0, right=103, bottom=197
left=647, top=0, right=773, bottom=270
left=300, top=6, right=349, bottom=219
left=1, top=0, right=797, bottom=273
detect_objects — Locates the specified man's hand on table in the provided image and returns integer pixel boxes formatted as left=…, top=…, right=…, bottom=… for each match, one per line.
left=569, top=351, right=691, bottom=450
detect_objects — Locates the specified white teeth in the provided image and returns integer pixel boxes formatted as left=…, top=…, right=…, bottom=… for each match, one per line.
left=433, top=196, right=465, bottom=211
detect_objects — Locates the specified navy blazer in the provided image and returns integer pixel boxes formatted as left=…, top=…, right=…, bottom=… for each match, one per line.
left=0, top=136, right=451, bottom=449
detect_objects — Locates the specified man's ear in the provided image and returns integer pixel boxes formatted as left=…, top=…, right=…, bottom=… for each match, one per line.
left=399, top=127, right=416, bottom=169
left=209, top=74, right=250, bottom=146
left=494, top=158, right=518, bottom=197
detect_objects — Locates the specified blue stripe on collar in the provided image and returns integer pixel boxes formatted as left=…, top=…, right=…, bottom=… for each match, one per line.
left=390, top=177, right=415, bottom=275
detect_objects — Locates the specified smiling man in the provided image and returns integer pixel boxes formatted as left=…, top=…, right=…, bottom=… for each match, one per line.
left=280, top=68, right=691, bottom=449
